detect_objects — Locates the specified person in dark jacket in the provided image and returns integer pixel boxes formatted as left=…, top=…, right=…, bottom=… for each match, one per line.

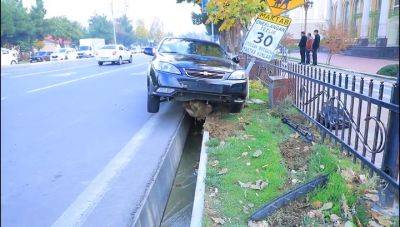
left=312, top=29, right=320, bottom=65
left=305, top=33, right=313, bottom=64
left=298, top=31, right=307, bottom=64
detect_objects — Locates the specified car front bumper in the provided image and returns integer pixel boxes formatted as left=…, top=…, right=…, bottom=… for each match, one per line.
left=150, top=70, right=247, bottom=102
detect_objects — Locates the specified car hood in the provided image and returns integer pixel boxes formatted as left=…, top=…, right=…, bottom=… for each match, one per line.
left=156, top=53, right=240, bottom=72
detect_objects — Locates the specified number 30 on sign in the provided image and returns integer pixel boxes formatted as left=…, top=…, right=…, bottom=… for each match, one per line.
left=241, top=12, right=292, bottom=62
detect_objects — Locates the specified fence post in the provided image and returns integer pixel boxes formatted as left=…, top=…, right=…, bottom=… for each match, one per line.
left=379, top=76, right=399, bottom=209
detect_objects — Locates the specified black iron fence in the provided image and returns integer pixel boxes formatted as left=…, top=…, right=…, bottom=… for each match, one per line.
left=250, top=59, right=399, bottom=190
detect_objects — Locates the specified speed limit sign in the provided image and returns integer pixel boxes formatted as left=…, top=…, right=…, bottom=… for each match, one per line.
left=242, top=12, right=292, bottom=62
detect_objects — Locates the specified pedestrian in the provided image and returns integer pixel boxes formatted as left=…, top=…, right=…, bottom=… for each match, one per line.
left=306, top=33, right=313, bottom=65
left=312, top=29, right=320, bottom=65
left=298, top=31, right=307, bottom=64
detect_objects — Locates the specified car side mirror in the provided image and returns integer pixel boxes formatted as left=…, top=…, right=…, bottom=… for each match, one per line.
left=144, top=47, right=155, bottom=56
left=232, top=56, right=240, bottom=64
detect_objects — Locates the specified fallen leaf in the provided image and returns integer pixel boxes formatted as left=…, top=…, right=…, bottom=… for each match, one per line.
left=252, top=150, right=262, bottom=158
left=368, top=220, right=381, bottom=227
left=249, top=180, right=268, bottom=190
left=211, top=217, right=225, bottom=225
left=210, top=160, right=219, bottom=167
left=311, top=200, right=322, bottom=209
left=243, top=206, right=250, bottom=214
left=341, top=194, right=352, bottom=219
left=344, top=220, right=356, bottom=227
left=365, top=193, right=379, bottom=202
left=320, top=202, right=333, bottom=211
left=376, top=216, right=392, bottom=226
left=247, top=220, right=269, bottom=227
left=319, top=165, right=325, bottom=169
left=246, top=162, right=251, bottom=166
left=218, top=168, right=228, bottom=175
left=291, top=170, right=297, bottom=174
left=255, top=169, right=260, bottom=174
left=241, top=152, right=248, bottom=157
left=307, top=210, right=323, bottom=219
left=238, top=181, right=251, bottom=188
left=304, top=146, right=309, bottom=151
left=330, top=214, right=341, bottom=226
left=291, top=178, right=299, bottom=184
left=342, top=169, right=356, bottom=183
left=261, top=164, right=269, bottom=169
left=294, top=133, right=300, bottom=138
left=354, top=216, right=363, bottom=227
left=248, top=203, right=254, bottom=208
left=209, top=187, right=218, bottom=198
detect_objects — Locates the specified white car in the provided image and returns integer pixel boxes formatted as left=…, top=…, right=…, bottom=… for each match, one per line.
left=96, top=44, right=132, bottom=66
left=50, top=48, right=78, bottom=61
left=1, top=48, right=18, bottom=66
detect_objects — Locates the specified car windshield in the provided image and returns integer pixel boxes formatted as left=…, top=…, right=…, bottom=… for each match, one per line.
left=158, top=39, right=226, bottom=58
left=101, top=45, right=116, bottom=49
left=79, top=46, right=90, bottom=51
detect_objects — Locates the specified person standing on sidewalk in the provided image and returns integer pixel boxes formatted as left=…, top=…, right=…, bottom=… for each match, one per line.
left=312, top=29, right=320, bottom=65
left=298, top=31, right=307, bottom=64
left=306, top=33, right=313, bottom=65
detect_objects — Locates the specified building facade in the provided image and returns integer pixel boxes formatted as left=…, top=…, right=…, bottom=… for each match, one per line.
left=286, top=0, right=399, bottom=47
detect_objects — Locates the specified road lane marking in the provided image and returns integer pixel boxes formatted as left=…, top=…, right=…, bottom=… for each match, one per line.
left=51, top=113, right=163, bottom=227
left=11, top=64, right=96, bottom=78
left=130, top=71, right=147, bottom=76
left=51, top=72, right=77, bottom=77
left=26, top=63, right=148, bottom=94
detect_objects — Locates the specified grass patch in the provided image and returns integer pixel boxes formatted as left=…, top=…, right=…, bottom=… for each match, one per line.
left=203, top=80, right=384, bottom=226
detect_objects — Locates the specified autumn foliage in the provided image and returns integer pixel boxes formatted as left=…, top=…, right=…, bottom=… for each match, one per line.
left=321, top=25, right=354, bottom=65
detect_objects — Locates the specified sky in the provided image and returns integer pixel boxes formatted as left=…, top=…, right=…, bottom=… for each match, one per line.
left=22, top=0, right=206, bottom=36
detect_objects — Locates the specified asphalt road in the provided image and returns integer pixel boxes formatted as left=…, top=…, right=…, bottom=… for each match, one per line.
left=1, top=56, right=185, bottom=227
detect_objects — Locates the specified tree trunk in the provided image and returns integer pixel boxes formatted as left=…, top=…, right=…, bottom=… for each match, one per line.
left=219, top=22, right=244, bottom=55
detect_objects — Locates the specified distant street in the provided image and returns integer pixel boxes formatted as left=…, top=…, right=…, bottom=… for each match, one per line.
left=1, top=56, right=185, bottom=226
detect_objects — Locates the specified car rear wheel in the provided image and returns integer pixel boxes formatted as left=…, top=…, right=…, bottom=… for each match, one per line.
left=98, top=61, right=103, bottom=66
left=11, top=60, right=17, bottom=65
left=128, top=55, right=132, bottom=63
left=229, top=102, right=244, bottom=113
left=118, top=57, right=122, bottom=65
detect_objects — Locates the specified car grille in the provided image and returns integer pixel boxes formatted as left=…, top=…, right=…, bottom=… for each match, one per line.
left=184, top=69, right=226, bottom=79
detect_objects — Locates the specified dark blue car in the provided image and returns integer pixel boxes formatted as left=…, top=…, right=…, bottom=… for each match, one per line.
left=144, top=38, right=248, bottom=113
left=30, top=51, right=53, bottom=63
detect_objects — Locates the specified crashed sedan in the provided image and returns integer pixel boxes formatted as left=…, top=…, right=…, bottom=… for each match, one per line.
left=144, top=38, right=248, bottom=115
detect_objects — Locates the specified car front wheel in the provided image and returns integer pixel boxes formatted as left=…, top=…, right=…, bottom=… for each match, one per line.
left=147, top=94, right=160, bottom=113
left=128, top=55, right=132, bottom=63
left=98, top=61, right=103, bottom=66
left=118, top=57, right=122, bottom=65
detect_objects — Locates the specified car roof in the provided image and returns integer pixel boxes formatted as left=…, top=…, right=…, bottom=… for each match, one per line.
left=162, top=37, right=219, bottom=46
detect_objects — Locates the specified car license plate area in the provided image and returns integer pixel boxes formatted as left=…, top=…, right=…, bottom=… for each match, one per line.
left=184, top=81, right=223, bottom=93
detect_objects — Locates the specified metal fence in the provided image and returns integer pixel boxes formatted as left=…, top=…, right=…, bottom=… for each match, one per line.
left=250, top=59, right=399, bottom=190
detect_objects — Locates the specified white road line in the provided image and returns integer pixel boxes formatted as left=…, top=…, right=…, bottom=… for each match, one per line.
left=51, top=72, right=77, bottom=77
left=130, top=71, right=147, bottom=76
left=11, top=64, right=95, bottom=78
left=26, top=63, right=147, bottom=94
left=51, top=113, right=162, bottom=227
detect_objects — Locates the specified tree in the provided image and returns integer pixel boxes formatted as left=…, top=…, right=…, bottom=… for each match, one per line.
left=88, top=14, right=114, bottom=44
left=135, top=19, right=149, bottom=45
left=321, top=25, right=354, bottom=65
left=116, top=15, right=134, bottom=46
left=149, top=18, right=164, bottom=44
left=45, top=16, right=85, bottom=46
left=206, top=0, right=267, bottom=54
left=30, top=0, right=46, bottom=41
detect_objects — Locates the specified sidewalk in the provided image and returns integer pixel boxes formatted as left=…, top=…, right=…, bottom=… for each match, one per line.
left=289, top=52, right=398, bottom=75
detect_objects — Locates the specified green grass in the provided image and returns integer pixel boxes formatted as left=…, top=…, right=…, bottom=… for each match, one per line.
left=204, top=80, right=380, bottom=226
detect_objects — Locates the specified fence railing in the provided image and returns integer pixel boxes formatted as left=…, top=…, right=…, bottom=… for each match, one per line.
left=250, top=59, right=399, bottom=190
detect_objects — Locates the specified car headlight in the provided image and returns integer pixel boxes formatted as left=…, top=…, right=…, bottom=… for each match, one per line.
left=228, top=70, right=246, bottom=80
left=153, top=61, right=181, bottom=75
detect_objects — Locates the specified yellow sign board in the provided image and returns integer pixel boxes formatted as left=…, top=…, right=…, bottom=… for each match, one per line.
left=265, top=0, right=305, bottom=16
left=257, top=12, right=292, bottom=26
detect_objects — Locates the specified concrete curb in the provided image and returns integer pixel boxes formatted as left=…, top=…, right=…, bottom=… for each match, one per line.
left=190, top=131, right=210, bottom=227
left=132, top=113, right=191, bottom=227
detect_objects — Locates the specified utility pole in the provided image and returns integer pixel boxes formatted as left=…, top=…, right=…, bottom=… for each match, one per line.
left=303, top=0, right=313, bottom=33
left=111, top=0, right=117, bottom=45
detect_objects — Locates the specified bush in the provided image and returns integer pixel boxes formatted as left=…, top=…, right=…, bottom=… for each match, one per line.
left=377, top=64, right=399, bottom=77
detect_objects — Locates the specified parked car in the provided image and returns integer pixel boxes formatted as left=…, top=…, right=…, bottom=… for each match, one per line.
left=30, top=51, right=53, bottom=62
left=50, top=48, right=78, bottom=61
left=144, top=37, right=247, bottom=113
left=1, top=48, right=19, bottom=66
left=96, top=44, right=132, bottom=66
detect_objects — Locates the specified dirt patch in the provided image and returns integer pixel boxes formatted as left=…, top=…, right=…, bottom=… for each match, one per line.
left=267, top=198, right=313, bottom=226
left=204, top=109, right=243, bottom=140
left=279, top=137, right=313, bottom=171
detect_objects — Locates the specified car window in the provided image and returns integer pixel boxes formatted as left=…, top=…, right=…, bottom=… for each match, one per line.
left=119, top=46, right=123, bottom=50
left=101, top=45, right=116, bottom=49
left=158, top=38, right=226, bottom=58
left=2, top=50, right=9, bottom=54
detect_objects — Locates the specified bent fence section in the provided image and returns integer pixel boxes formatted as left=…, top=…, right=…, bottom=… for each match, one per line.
left=248, top=58, right=399, bottom=190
